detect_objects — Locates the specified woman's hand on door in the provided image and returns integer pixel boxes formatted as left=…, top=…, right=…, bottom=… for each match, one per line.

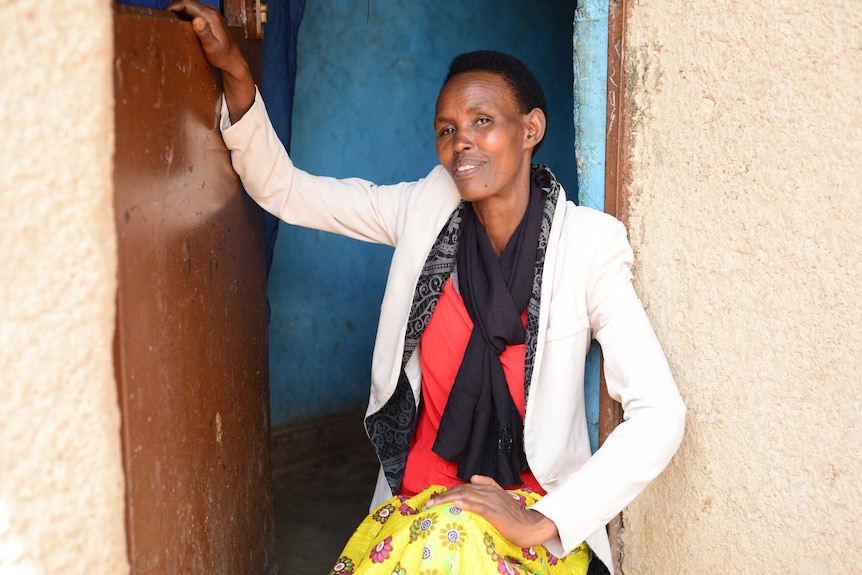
left=167, top=0, right=256, bottom=123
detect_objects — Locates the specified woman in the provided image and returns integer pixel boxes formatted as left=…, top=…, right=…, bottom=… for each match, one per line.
left=167, top=2, right=686, bottom=574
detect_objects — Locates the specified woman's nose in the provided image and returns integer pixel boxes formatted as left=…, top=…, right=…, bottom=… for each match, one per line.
left=453, top=131, right=472, bottom=153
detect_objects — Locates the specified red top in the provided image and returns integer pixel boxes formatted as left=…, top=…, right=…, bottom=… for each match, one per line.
left=400, top=277, right=545, bottom=496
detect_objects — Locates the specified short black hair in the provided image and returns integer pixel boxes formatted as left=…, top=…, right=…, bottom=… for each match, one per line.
left=444, top=50, right=548, bottom=152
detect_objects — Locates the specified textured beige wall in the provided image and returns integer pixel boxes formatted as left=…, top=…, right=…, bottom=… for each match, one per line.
left=0, top=1, right=128, bottom=573
left=620, top=1, right=861, bottom=573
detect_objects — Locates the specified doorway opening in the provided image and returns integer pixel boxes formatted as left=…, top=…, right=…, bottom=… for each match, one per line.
left=266, top=1, right=579, bottom=572
left=112, top=0, right=619, bottom=573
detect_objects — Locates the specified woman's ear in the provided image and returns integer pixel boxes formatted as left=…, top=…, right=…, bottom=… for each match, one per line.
left=524, top=107, right=547, bottom=151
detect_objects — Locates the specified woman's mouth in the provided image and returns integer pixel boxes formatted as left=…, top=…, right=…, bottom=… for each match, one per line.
left=453, top=159, right=483, bottom=177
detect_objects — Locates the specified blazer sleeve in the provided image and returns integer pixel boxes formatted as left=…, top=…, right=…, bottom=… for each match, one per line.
left=531, top=217, right=686, bottom=557
left=219, top=88, right=437, bottom=247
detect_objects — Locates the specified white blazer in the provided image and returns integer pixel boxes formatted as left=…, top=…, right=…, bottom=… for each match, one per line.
left=220, top=90, right=686, bottom=573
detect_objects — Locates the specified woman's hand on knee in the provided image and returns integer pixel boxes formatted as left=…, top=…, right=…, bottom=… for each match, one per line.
left=422, top=475, right=559, bottom=548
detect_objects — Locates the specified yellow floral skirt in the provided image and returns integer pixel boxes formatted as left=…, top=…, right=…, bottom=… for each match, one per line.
left=329, top=485, right=590, bottom=575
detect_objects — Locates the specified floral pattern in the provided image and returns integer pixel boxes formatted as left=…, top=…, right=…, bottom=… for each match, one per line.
left=509, top=493, right=528, bottom=509
left=331, top=485, right=590, bottom=575
left=373, top=504, right=396, bottom=524
left=438, top=522, right=466, bottom=550
left=483, top=532, right=500, bottom=561
left=496, top=558, right=519, bottom=575
left=331, top=556, right=356, bottom=575
left=370, top=536, right=393, bottom=564
left=408, top=512, right=437, bottom=543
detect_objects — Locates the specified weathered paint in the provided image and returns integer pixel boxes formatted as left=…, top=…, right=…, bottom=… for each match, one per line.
left=574, top=0, right=610, bottom=453
left=267, top=0, right=578, bottom=426
left=573, top=0, right=609, bottom=211
left=113, top=7, right=275, bottom=573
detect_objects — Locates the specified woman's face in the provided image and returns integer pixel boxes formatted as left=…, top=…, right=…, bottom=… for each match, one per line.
left=434, top=71, right=541, bottom=205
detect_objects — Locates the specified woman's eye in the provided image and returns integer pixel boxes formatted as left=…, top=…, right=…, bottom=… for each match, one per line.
left=475, top=117, right=491, bottom=126
left=438, top=126, right=454, bottom=137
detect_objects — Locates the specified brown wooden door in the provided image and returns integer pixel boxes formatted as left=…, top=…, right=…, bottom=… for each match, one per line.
left=113, top=5, right=273, bottom=574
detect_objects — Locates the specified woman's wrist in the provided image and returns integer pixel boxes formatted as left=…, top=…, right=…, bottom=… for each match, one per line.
left=526, top=509, right=559, bottom=546
left=220, top=47, right=252, bottom=83
left=221, top=55, right=255, bottom=124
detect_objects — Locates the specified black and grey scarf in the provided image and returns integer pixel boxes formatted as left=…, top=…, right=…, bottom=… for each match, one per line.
left=432, top=176, right=547, bottom=486
left=365, top=165, right=560, bottom=494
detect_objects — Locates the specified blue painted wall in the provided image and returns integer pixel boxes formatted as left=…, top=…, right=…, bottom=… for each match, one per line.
left=266, top=0, right=578, bottom=427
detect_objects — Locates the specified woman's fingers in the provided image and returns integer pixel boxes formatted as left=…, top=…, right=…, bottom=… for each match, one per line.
left=190, top=16, right=227, bottom=63
left=422, top=482, right=556, bottom=547
left=165, top=0, right=256, bottom=121
left=469, top=474, right=501, bottom=488
left=166, top=0, right=236, bottom=70
left=166, top=0, right=221, bottom=20
left=422, top=475, right=498, bottom=509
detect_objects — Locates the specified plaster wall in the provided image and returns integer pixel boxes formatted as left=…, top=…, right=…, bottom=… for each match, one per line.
left=0, top=1, right=128, bottom=573
left=620, top=1, right=861, bottom=573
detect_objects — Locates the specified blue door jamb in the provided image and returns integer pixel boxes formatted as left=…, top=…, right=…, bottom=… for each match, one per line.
left=574, top=0, right=609, bottom=454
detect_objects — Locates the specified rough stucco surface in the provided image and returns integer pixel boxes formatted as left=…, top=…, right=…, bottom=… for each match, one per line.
left=620, top=1, right=861, bottom=573
left=0, top=1, right=128, bottom=573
